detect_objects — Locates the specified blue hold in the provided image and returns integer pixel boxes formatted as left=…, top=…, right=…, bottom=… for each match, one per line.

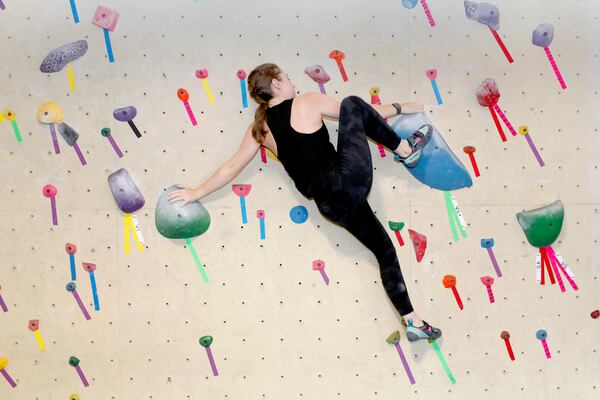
left=402, top=0, right=418, bottom=9
left=290, top=205, right=308, bottom=224
left=390, top=112, right=473, bottom=191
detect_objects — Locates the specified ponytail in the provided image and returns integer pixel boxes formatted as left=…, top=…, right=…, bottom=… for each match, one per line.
left=248, top=63, right=282, bottom=144
left=252, top=103, right=268, bottom=143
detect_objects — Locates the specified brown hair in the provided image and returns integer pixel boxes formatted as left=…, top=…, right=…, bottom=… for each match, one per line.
left=247, top=63, right=281, bottom=143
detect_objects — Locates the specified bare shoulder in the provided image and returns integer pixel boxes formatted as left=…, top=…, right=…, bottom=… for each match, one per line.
left=295, top=92, right=340, bottom=120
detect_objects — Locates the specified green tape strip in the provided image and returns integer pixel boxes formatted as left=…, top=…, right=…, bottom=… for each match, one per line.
left=430, top=339, right=456, bottom=384
left=11, top=120, right=22, bottom=142
left=444, top=191, right=459, bottom=241
left=185, top=238, right=209, bottom=283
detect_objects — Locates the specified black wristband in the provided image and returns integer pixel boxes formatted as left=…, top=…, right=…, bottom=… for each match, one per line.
left=392, top=103, right=402, bottom=115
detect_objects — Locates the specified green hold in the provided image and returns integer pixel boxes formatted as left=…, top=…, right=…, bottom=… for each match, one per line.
left=100, top=127, right=111, bottom=137
left=68, top=356, right=80, bottom=366
left=516, top=200, right=564, bottom=248
left=385, top=330, right=401, bottom=344
left=155, top=185, right=211, bottom=239
left=388, top=221, right=405, bottom=231
left=199, top=335, right=213, bottom=348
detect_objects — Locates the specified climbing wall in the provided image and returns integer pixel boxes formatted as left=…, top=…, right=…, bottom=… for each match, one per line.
left=0, top=0, right=599, bottom=398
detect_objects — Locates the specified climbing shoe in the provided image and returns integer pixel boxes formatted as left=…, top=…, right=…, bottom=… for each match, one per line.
left=404, top=318, right=443, bottom=341
left=395, top=124, right=433, bottom=168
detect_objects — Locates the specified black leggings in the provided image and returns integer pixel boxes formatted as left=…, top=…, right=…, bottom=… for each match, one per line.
left=314, top=96, right=414, bottom=315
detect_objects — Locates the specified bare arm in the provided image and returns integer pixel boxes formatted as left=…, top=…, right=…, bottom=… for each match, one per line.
left=168, top=124, right=261, bottom=204
left=306, top=92, right=422, bottom=121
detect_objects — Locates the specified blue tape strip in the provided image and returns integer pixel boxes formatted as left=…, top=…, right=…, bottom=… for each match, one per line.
left=431, top=79, right=443, bottom=105
left=103, top=28, right=115, bottom=63
left=90, top=271, right=100, bottom=311
left=240, top=196, right=247, bottom=224
left=69, top=254, right=76, bottom=281
left=240, top=79, right=248, bottom=108
left=259, top=219, right=265, bottom=240
left=69, top=0, right=80, bottom=23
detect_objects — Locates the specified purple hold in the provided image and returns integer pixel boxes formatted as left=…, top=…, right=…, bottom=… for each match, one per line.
left=40, top=40, right=88, bottom=73
left=113, top=106, right=142, bottom=138
left=108, top=168, right=145, bottom=214
left=464, top=1, right=500, bottom=30
left=532, top=23, right=554, bottom=48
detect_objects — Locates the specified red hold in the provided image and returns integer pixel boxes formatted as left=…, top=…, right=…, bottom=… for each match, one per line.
left=408, top=229, right=427, bottom=263
left=463, top=146, right=480, bottom=177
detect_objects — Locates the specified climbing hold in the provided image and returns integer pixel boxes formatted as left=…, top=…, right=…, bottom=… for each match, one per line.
left=516, top=200, right=564, bottom=248
left=390, top=112, right=472, bottom=191
left=108, top=168, right=145, bottom=214
left=155, top=185, right=211, bottom=239
left=408, top=229, right=427, bottom=262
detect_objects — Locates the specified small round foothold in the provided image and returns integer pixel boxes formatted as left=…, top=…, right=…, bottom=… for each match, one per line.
left=68, top=356, right=80, bottom=366
left=481, top=238, right=494, bottom=248
left=463, top=146, right=476, bottom=154
left=500, top=330, right=510, bottom=340
left=369, top=87, right=380, bottom=96
left=312, top=260, right=325, bottom=271
left=28, top=320, right=39, bottom=331
left=480, top=276, right=494, bottom=285
left=65, top=243, right=77, bottom=254
left=328, top=49, right=345, bottom=61
left=199, top=336, right=213, bottom=348
left=43, top=184, right=57, bottom=197
left=177, top=88, right=190, bottom=101
left=3, top=109, right=17, bottom=121
left=289, top=205, right=308, bottom=224
left=591, top=310, right=599, bottom=319
left=518, top=125, right=529, bottom=136
left=442, top=275, right=456, bottom=287
left=535, top=329, right=548, bottom=340
left=256, top=210, right=265, bottom=219
left=0, top=358, right=8, bottom=370
left=236, top=70, right=247, bottom=80
left=426, top=69, right=438, bottom=80
left=101, top=127, right=111, bottom=137
left=195, top=69, right=209, bottom=79
left=70, top=394, right=81, bottom=400
left=66, top=282, right=77, bottom=292
left=82, top=262, right=97, bottom=272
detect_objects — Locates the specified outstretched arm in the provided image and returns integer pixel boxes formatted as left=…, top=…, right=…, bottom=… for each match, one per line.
left=168, top=123, right=261, bottom=205
left=305, top=92, right=424, bottom=120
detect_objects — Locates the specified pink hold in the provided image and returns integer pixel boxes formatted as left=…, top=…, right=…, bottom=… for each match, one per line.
left=426, top=69, right=438, bottom=80
left=237, top=70, right=247, bottom=80
left=92, top=6, right=120, bottom=31
left=43, top=184, right=57, bottom=198
left=312, top=260, right=325, bottom=271
left=476, top=78, right=500, bottom=106
left=304, top=65, right=331, bottom=84
left=256, top=210, right=265, bottom=219
left=196, top=69, right=209, bottom=79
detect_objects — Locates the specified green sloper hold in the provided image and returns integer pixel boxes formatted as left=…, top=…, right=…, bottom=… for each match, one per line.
left=516, top=200, right=564, bottom=248
left=386, top=330, right=401, bottom=344
left=388, top=221, right=405, bottom=231
left=155, top=185, right=211, bottom=239
left=199, top=336, right=213, bottom=348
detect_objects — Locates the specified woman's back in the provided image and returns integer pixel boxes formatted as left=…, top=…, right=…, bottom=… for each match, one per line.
left=265, top=96, right=337, bottom=199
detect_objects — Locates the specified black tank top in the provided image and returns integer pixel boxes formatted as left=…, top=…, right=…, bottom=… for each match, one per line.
left=265, top=98, right=337, bottom=198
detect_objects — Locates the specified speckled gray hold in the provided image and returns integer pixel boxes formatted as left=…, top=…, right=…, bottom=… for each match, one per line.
left=464, top=1, right=500, bottom=30
left=57, top=122, right=79, bottom=146
left=532, top=23, right=554, bottom=48
left=40, top=40, right=88, bottom=73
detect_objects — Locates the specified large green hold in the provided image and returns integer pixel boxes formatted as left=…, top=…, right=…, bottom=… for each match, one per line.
left=516, top=200, right=564, bottom=248
left=155, top=185, right=211, bottom=239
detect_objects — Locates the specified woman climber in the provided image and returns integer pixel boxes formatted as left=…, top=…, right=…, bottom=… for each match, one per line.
left=168, top=63, right=441, bottom=341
